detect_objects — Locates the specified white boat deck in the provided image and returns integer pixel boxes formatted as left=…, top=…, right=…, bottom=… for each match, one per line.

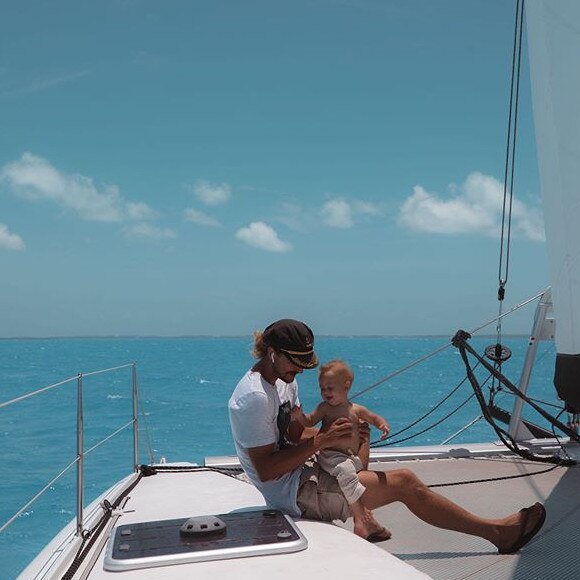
left=20, top=442, right=580, bottom=580
left=20, top=467, right=428, bottom=579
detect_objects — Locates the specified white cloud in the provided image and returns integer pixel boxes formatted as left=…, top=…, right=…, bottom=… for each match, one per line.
left=321, top=198, right=382, bottom=229
left=235, top=221, right=292, bottom=252
left=322, top=199, right=353, bottom=228
left=0, top=223, right=25, bottom=250
left=354, top=200, right=381, bottom=216
left=193, top=180, right=231, bottom=206
left=0, top=153, right=156, bottom=223
left=398, top=172, right=545, bottom=241
left=126, top=201, right=158, bottom=221
left=123, top=223, right=177, bottom=240
left=184, top=208, right=221, bottom=227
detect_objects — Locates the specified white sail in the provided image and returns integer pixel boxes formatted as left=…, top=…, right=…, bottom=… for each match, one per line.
left=527, top=0, right=580, bottom=411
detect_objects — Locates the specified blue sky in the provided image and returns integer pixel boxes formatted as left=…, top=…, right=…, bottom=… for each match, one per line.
left=0, top=0, right=548, bottom=337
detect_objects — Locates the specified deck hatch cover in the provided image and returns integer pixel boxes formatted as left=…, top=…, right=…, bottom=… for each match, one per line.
left=103, top=509, right=307, bottom=571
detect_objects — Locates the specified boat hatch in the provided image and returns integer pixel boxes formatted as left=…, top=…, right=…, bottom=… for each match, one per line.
left=103, top=509, right=308, bottom=571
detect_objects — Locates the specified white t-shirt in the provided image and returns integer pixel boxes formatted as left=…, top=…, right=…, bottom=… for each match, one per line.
left=228, top=370, right=302, bottom=517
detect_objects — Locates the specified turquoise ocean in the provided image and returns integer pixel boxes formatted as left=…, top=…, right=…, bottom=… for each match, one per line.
left=0, top=335, right=560, bottom=578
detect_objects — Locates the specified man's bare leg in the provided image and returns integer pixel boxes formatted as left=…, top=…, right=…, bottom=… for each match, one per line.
left=359, top=468, right=544, bottom=551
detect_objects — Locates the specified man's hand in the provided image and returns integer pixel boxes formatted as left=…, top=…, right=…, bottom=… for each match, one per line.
left=248, top=418, right=350, bottom=482
left=287, top=418, right=305, bottom=444
left=290, top=404, right=305, bottom=423
left=318, top=417, right=353, bottom=449
left=358, top=420, right=370, bottom=445
left=358, top=421, right=370, bottom=469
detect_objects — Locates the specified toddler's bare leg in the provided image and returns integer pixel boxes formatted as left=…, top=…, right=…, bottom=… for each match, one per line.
left=349, top=499, right=391, bottom=542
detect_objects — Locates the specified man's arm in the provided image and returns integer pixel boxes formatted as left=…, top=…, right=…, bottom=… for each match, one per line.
left=247, top=417, right=353, bottom=481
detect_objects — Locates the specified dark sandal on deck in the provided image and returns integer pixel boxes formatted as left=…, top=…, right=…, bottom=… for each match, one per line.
left=366, top=527, right=392, bottom=543
left=498, top=502, right=546, bottom=554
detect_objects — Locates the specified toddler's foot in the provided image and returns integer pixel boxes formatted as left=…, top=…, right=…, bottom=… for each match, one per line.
left=365, top=527, right=392, bottom=543
left=353, top=510, right=392, bottom=543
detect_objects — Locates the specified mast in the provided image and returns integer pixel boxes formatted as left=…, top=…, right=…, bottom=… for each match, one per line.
left=526, top=1, right=580, bottom=413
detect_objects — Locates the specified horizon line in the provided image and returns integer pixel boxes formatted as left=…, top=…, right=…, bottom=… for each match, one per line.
left=0, top=333, right=532, bottom=340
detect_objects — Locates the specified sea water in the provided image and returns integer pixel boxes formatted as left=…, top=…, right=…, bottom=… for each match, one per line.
left=0, top=335, right=560, bottom=578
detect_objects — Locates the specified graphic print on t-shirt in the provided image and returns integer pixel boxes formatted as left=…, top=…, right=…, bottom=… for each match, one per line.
left=276, top=401, right=292, bottom=449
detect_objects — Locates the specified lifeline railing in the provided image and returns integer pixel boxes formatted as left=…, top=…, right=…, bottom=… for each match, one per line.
left=0, top=362, right=139, bottom=536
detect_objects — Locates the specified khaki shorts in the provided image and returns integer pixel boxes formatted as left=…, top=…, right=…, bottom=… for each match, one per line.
left=296, top=459, right=350, bottom=522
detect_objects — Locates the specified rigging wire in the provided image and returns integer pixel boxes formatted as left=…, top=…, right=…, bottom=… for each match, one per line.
left=500, top=391, right=565, bottom=411
left=372, top=363, right=480, bottom=441
left=551, top=409, right=574, bottom=464
left=370, top=370, right=492, bottom=447
left=138, top=397, right=156, bottom=464
left=452, top=330, right=577, bottom=466
left=428, top=463, right=562, bottom=489
left=370, top=392, right=476, bottom=448
left=350, top=290, right=544, bottom=402
left=61, top=467, right=148, bottom=580
left=491, top=0, right=526, bottom=393
left=488, top=341, right=561, bottom=408
left=440, top=415, right=483, bottom=445
left=498, top=0, right=525, bottom=293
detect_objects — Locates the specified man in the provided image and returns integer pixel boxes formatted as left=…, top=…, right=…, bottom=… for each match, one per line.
left=228, top=318, right=546, bottom=552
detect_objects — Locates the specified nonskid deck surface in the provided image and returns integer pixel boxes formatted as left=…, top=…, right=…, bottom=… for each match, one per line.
left=343, top=452, right=580, bottom=580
